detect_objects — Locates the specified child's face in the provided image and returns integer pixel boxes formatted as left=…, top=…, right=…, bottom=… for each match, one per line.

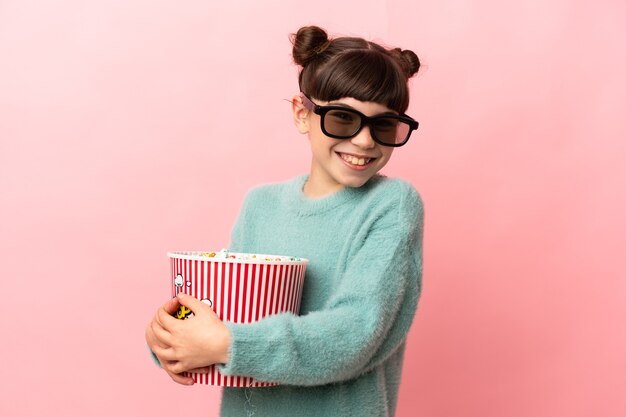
left=295, top=96, right=395, bottom=197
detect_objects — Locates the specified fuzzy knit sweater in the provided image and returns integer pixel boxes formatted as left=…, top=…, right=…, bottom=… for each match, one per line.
left=216, top=174, right=424, bottom=417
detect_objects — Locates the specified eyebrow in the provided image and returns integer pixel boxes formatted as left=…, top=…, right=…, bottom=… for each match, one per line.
left=326, top=101, right=398, bottom=116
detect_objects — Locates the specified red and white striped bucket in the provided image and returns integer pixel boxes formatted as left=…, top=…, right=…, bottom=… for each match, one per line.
left=167, top=251, right=308, bottom=387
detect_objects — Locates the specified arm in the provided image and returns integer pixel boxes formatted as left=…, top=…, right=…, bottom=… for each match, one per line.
left=219, top=190, right=424, bottom=386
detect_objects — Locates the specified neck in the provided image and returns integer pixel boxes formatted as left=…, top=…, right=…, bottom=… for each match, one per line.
left=303, top=175, right=345, bottom=199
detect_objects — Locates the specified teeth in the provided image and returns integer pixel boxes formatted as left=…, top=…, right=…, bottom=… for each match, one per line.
left=341, top=154, right=371, bottom=166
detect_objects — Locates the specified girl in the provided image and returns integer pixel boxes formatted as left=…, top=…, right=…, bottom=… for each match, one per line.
left=146, top=25, right=424, bottom=417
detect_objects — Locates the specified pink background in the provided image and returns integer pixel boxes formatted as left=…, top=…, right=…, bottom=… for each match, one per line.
left=1, top=1, right=624, bottom=416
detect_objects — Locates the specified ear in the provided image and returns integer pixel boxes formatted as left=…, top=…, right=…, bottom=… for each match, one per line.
left=292, top=94, right=310, bottom=134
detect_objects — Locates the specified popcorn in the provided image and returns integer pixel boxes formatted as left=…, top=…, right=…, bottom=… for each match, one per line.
left=215, top=248, right=229, bottom=259
left=167, top=250, right=309, bottom=387
left=194, top=250, right=301, bottom=263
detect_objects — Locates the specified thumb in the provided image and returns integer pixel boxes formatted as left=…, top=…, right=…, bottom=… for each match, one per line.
left=162, top=296, right=181, bottom=315
left=177, top=292, right=208, bottom=314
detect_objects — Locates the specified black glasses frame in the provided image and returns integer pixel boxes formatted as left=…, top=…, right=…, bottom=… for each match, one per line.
left=300, top=93, right=419, bottom=147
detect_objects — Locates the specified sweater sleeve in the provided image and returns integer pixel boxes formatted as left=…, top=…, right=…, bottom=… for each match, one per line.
left=218, top=187, right=424, bottom=386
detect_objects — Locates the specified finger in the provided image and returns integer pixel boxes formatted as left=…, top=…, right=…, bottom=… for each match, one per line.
left=145, top=323, right=167, bottom=350
left=162, top=297, right=180, bottom=315
left=145, top=323, right=156, bottom=344
left=146, top=317, right=172, bottom=349
left=164, top=360, right=190, bottom=375
left=166, top=370, right=194, bottom=386
left=152, top=345, right=177, bottom=362
left=157, top=306, right=182, bottom=332
left=151, top=320, right=173, bottom=346
left=187, top=366, right=212, bottom=374
left=176, top=292, right=208, bottom=315
left=161, top=359, right=179, bottom=373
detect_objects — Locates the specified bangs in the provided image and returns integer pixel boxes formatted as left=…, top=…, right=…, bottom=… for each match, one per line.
left=303, top=50, right=410, bottom=114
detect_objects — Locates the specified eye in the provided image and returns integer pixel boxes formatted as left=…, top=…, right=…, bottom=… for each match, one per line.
left=373, top=118, right=398, bottom=131
left=328, top=110, right=357, bottom=124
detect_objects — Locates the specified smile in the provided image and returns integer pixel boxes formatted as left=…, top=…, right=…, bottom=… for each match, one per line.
left=338, top=153, right=374, bottom=167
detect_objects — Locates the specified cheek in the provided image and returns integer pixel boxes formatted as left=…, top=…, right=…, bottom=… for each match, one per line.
left=309, top=131, right=334, bottom=152
left=309, top=124, right=326, bottom=142
left=380, top=148, right=394, bottom=164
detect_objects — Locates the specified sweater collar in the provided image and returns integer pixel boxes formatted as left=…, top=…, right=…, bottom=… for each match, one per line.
left=287, top=174, right=379, bottom=216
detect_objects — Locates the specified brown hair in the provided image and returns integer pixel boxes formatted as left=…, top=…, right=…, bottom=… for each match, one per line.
left=291, top=26, right=420, bottom=114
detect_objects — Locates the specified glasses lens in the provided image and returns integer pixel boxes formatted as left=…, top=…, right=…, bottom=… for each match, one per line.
left=324, top=109, right=361, bottom=137
left=372, top=118, right=410, bottom=145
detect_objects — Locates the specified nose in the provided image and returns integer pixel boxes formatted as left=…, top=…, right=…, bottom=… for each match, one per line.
left=350, top=125, right=376, bottom=149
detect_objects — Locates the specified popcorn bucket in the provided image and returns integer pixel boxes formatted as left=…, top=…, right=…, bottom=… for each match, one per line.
left=167, top=250, right=308, bottom=387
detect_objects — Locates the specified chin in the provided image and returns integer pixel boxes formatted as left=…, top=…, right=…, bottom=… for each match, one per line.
left=340, top=175, right=375, bottom=189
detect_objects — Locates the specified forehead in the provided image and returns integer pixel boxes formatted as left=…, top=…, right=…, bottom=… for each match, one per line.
left=324, top=97, right=397, bottom=116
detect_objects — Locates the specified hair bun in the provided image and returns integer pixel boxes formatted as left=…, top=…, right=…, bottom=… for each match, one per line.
left=291, top=26, right=331, bottom=67
left=390, top=48, right=421, bottom=78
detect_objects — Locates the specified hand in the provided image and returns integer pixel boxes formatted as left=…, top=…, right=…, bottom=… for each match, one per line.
left=146, top=293, right=231, bottom=382
left=145, top=297, right=195, bottom=385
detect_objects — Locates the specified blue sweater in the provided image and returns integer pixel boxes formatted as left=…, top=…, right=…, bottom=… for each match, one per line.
left=218, top=174, right=424, bottom=417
